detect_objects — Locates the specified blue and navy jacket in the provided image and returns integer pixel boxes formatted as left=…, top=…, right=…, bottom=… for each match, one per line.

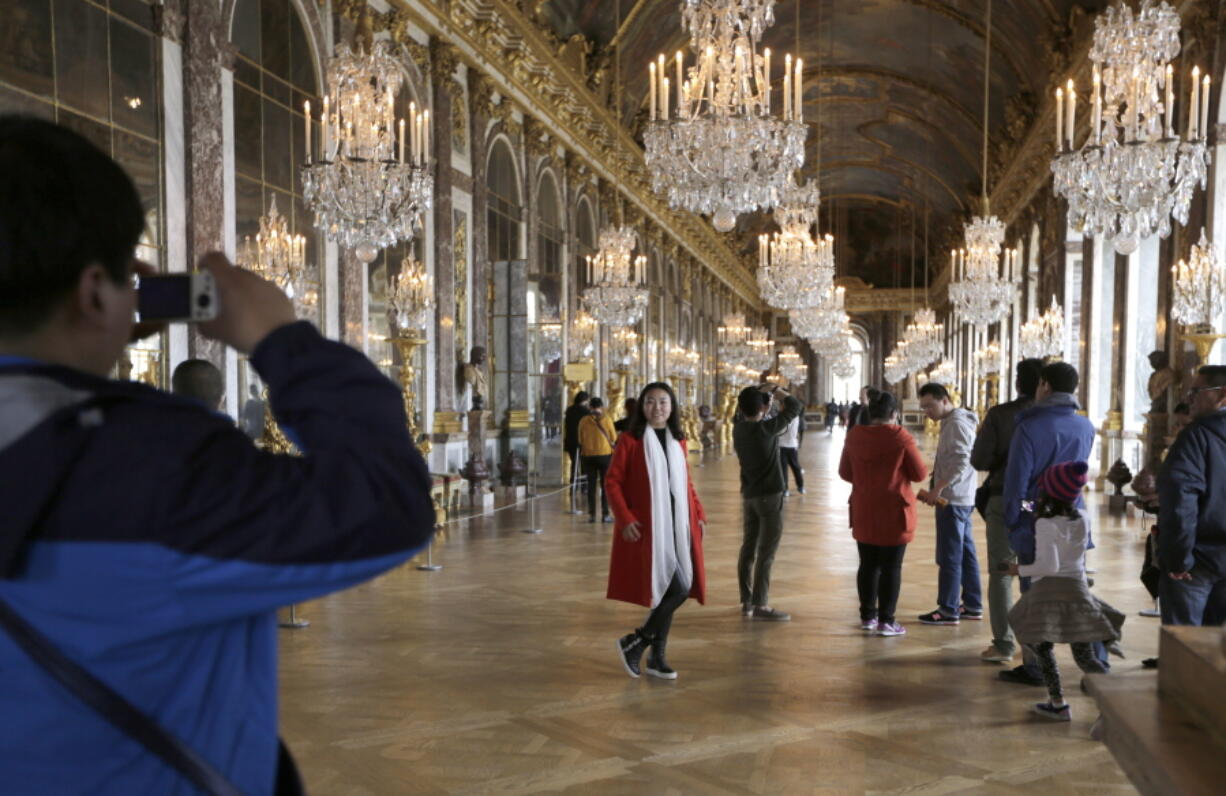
left=0, top=322, right=435, bottom=794
left=1001, top=393, right=1095, bottom=563
left=1158, top=409, right=1226, bottom=577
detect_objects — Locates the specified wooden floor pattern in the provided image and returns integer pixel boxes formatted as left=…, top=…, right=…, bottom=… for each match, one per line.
left=279, top=430, right=1152, bottom=794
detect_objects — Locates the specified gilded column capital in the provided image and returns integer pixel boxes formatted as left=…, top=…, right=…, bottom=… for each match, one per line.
left=470, top=73, right=498, bottom=119
left=430, top=40, right=463, bottom=80
left=524, top=117, right=552, bottom=159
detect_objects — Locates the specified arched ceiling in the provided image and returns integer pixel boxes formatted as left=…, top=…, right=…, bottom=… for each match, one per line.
left=535, top=0, right=1107, bottom=288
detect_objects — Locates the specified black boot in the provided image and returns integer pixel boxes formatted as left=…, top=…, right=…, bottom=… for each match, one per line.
left=616, top=629, right=648, bottom=678
left=645, top=634, right=677, bottom=680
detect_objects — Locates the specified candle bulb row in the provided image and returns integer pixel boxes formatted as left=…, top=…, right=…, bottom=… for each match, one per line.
left=648, top=47, right=802, bottom=122
left=302, top=99, right=430, bottom=166
left=585, top=255, right=646, bottom=286
left=1056, top=65, right=1211, bottom=152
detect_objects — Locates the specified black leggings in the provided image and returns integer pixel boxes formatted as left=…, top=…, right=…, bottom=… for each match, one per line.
left=641, top=571, right=688, bottom=641
left=780, top=447, right=803, bottom=490
left=1031, top=641, right=1108, bottom=702
left=856, top=542, right=907, bottom=624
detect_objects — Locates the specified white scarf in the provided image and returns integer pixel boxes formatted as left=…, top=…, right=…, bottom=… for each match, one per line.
left=642, top=428, right=692, bottom=607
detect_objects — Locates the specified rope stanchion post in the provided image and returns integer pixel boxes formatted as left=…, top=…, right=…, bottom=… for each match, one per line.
left=416, top=534, right=443, bottom=571
left=522, top=471, right=543, bottom=534
left=279, top=605, right=309, bottom=629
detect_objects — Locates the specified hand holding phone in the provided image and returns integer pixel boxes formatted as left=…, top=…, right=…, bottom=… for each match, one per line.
left=196, top=252, right=297, bottom=354
left=136, top=272, right=218, bottom=324
left=917, top=489, right=948, bottom=507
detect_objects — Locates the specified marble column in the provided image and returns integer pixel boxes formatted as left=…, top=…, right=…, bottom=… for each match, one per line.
left=469, top=80, right=493, bottom=364
left=338, top=248, right=365, bottom=348
left=182, top=0, right=230, bottom=368
left=431, top=43, right=460, bottom=414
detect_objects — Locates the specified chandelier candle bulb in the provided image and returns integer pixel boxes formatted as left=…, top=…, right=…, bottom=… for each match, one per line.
left=1066, top=80, right=1076, bottom=149
left=649, top=62, right=657, bottom=120
left=304, top=101, right=311, bottom=163
left=321, top=95, right=330, bottom=157
left=1201, top=75, right=1211, bottom=141
left=1056, top=87, right=1064, bottom=151
left=422, top=111, right=429, bottom=162
left=764, top=48, right=771, bottom=113
left=794, top=59, right=803, bottom=121
left=1190, top=67, right=1200, bottom=140
left=1093, top=66, right=1103, bottom=143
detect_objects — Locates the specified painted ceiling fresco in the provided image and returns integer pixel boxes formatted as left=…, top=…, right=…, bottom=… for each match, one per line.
left=538, top=0, right=1109, bottom=288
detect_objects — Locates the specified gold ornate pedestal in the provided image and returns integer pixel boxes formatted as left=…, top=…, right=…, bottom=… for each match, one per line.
left=391, top=333, right=431, bottom=454
left=1180, top=331, right=1226, bottom=364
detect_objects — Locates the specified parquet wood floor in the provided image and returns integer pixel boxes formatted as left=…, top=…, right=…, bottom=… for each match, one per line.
left=278, top=430, right=1150, bottom=794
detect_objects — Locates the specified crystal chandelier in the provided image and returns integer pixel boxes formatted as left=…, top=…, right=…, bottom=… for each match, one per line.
left=928, top=358, right=956, bottom=386
left=975, top=340, right=1002, bottom=374
left=1051, top=0, right=1210, bottom=255
left=387, top=256, right=434, bottom=336
left=831, top=355, right=855, bottom=380
left=238, top=197, right=316, bottom=312
left=718, top=312, right=753, bottom=367
left=777, top=345, right=807, bottom=385
left=756, top=177, right=835, bottom=309
left=949, top=225, right=1019, bottom=328
left=789, top=285, right=847, bottom=343
left=900, top=307, right=944, bottom=371
left=570, top=310, right=599, bottom=359
left=610, top=327, right=641, bottom=369
left=1171, top=229, right=1225, bottom=328
left=745, top=325, right=775, bottom=373
left=1019, top=296, right=1066, bottom=359
left=301, top=40, right=433, bottom=264
left=643, top=0, right=807, bottom=231
left=883, top=352, right=908, bottom=385
left=537, top=322, right=563, bottom=367
left=583, top=226, right=649, bottom=326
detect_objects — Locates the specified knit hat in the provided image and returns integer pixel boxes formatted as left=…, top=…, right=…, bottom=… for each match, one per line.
left=1039, top=461, right=1089, bottom=504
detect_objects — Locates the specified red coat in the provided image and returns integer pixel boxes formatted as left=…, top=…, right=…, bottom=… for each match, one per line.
left=605, top=432, right=707, bottom=607
left=838, top=424, right=928, bottom=546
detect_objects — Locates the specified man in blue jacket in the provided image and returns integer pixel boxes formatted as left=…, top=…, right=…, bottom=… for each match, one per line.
left=999, top=361, right=1097, bottom=685
left=1157, top=365, right=1226, bottom=626
left=0, top=117, right=436, bottom=793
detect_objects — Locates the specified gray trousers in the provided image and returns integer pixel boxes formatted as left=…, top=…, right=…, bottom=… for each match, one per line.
left=985, top=496, right=1017, bottom=655
left=739, top=493, right=785, bottom=606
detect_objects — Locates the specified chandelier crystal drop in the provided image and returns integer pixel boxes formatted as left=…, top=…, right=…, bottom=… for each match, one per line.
left=1051, top=0, right=1210, bottom=255
left=583, top=226, right=650, bottom=326
left=1171, top=229, right=1226, bottom=328
left=788, top=285, right=847, bottom=343
left=718, top=312, right=754, bottom=367
left=537, top=322, right=563, bottom=366
left=831, top=354, right=856, bottom=380
left=570, top=310, right=599, bottom=359
left=948, top=218, right=1019, bottom=328
left=883, top=352, right=908, bottom=385
left=1019, top=297, right=1066, bottom=359
left=610, top=327, right=641, bottom=369
left=975, top=340, right=1003, bottom=374
left=744, top=326, right=775, bottom=373
left=756, top=177, right=836, bottom=310
left=901, top=307, right=944, bottom=371
left=300, top=41, right=433, bottom=264
left=238, top=197, right=315, bottom=311
left=777, top=345, right=807, bottom=385
left=387, top=256, right=434, bottom=335
left=644, top=0, right=807, bottom=231
left=928, top=358, right=956, bottom=386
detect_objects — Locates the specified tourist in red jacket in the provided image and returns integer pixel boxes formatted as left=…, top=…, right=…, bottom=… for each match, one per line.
left=607, top=382, right=707, bottom=680
left=838, top=391, right=927, bottom=637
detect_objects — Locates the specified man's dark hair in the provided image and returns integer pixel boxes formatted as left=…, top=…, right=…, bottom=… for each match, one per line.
left=1198, top=365, right=1226, bottom=388
left=0, top=115, right=145, bottom=336
left=172, top=359, right=224, bottom=410
left=628, top=382, right=685, bottom=440
left=918, top=382, right=950, bottom=401
left=573, top=390, right=589, bottom=405
left=588, top=397, right=603, bottom=409
left=1015, top=358, right=1044, bottom=397
left=738, top=386, right=765, bottom=418
left=1040, top=361, right=1079, bottom=394
left=1173, top=402, right=1191, bottom=415
left=867, top=391, right=898, bottom=422
left=623, top=397, right=637, bottom=413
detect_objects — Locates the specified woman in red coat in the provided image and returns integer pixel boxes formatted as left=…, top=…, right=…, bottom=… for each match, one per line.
left=606, top=382, right=707, bottom=680
left=838, top=391, right=927, bottom=637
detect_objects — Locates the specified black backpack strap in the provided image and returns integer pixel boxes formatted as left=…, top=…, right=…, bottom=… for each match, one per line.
left=0, top=597, right=244, bottom=796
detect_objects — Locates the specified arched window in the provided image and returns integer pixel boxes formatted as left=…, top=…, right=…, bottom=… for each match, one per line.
left=487, top=137, right=521, bottom=261
left=0, top=0, right=165, bottom=383
left=574, top=195, right=595, bottom=292
left=535, top=170, right=562, bottom=319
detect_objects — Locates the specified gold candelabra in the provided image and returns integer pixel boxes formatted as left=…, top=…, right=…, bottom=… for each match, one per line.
left=391, top=331, right=431, bottom=454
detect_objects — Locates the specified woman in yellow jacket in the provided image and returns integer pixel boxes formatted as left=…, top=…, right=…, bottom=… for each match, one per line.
left=578, top=397, right=618, bottom=523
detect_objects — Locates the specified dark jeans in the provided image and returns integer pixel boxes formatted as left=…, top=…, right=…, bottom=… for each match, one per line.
left=641, top=571, right=688, bottom=641
left=856, top=542, right=907, bottom=624
left=1031, top=641, right=1107, bottom=702
left=935, top=504, right=982, bottom=617
left=566, top=448, right=582, bottom=504
left=780, top=447, right=803, bottom=490
left=1159, top=567, right=1226, bottom=626
left=581, top=454, right=611, bottom=518
left=739, top=492, right=785, bottom=606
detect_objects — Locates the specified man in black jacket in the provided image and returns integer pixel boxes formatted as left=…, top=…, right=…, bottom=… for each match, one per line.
left=734, top=383, right=802, bottom=621
left=1158, top=365, right=1226, bottom=627
left=563, top=391, right=591, bottom=512
left=970, top=358, right=1043, bottom=665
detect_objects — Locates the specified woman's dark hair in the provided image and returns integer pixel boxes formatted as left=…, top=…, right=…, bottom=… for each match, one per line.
left=1035, top=492, right=1080, bottom=519
left=866, top=391, right=897, bottom=422
left=588, top=397, right=603, bottom=409
left=0, top=115, right=145, bottom=336
left=627, top=381, right=685, bottom=440
left=573, top=390, right=590, bottom=405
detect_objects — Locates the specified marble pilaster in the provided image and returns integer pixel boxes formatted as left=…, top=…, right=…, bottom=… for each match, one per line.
left=182, top=0, right=229, bottom=369
left=432, top=43, right=458, bottom=413
left=338, top=248, right=365, bottom=348
left=470, top=115, right=491, bottom=362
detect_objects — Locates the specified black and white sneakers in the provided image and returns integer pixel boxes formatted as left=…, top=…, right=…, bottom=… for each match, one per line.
left=616, top=631, right=647, bottom=678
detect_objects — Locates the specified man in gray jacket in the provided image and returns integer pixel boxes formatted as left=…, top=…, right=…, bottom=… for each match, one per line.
left=917, top=383, right=982, bottom=625
left=970, top=359, right=1044, bottom=662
